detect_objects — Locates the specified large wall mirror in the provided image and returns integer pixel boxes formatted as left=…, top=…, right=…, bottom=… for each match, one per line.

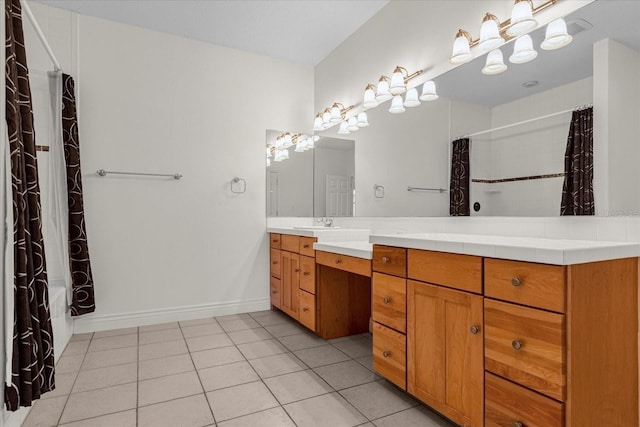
left=266, top=129, right=355, bottom=217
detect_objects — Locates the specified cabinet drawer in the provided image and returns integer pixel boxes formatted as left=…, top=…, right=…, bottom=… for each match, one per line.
left=270, top=249, right=281, bottom=278
left=372, top=273, right=406, bottom=333
left=485, top=299, right=566, bottom=401
left=485, top=259, right=566, bottom=313
left=485, top=372, right=564, bottom=427
left=300, top=237, right=316, bottom=257
left=270, top=233, right=281, bottom=249
left=299, top=255, right=316, bottom=294
left=281, top=234, right=301, bottom=253
left=373, top=321, right=406, bottom=390
left=373, top=246, right=406, bottom=277
left=316, top=251, right=371, bottom=277
left=298, top=290, right=316, bottom=332
left=270, top=276, right=281, bottom=309
left=408, top=249, right=482, bottom=294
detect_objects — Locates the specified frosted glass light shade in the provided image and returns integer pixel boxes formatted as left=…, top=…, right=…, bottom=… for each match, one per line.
left=274, top=149, right=289, bottom=162
left=375, top=78, right=392, bottom=102
left=266, top=157, right=271, bottom=167
left=510, top=34, right=538, bottom=64
left=322, top=110, right=331, bottom=128
left=389, top=95, right=406, bottom=114
left=330, top=104, right=342, bottom=123
left=313, top=114, right=324, bottom=131
left=275, top=136, right=283, bottom=148
left=541, top=18, right=572, bottom=50
left=338, top=121, right=351, bottom=135
left=507, top=0, right=537, bottom=36
left=390, top=68, right=407, bottom=95
left=347, top=117, right=359, bottom=131
left=357, top=112, right=369, bottom=127
left=482, top=49, right=507, bottom=75
left=282, top=133, right=293, bottom=148
left=266, top=147, right=272, bottom=158
left=451, top=30, right=473, bottom=64
left=403, top=87, right=421, bottom=108
left=295, top=139, right=306, bottom=152
left=363, top=85, right=378, bottom=108
left=479, top=14, right=505, bottom=52
left=306, top=137, right=315, bottom=149
left=419, top=80, right=439, bottom=101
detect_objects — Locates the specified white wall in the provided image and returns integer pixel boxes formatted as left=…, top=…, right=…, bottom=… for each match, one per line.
left=594, top=39, right=640, bottom=216
left=12, top=3, right=314, bottom=334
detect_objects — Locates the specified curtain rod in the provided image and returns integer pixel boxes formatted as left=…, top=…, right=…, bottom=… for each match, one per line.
left=455, top=104, right=593, bottom=141
left=20, top=0, right=62, bottom=71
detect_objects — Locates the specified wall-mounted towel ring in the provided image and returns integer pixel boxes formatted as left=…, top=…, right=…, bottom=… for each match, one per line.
left=231, top=177, right=247, bottom=194
left=373, top=184, right=385, bottom=199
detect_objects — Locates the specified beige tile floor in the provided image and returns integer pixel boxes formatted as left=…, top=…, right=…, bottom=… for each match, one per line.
left=23, top=310, right=456, bottom=427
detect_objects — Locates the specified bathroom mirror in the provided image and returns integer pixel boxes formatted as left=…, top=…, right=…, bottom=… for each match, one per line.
left=350, top=0, right=639, bottom=217
left=266, top=129, right=355, bottom=217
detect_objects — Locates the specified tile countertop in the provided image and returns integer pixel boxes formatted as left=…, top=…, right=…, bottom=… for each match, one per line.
left=267, top=227, right=370, bottom=242
left=313, top=241, right=373, bottom=260
left=369, top=232, right=640, bottom=265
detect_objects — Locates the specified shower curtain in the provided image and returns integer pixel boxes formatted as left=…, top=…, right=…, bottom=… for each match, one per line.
left=561, top=107, right=594, bottom=215
left=5, top=0, right=56, bottom=410
left=450, top=138, right=471, bottom=216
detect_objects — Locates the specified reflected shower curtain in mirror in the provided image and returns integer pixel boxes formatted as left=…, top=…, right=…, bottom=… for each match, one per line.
left=450, top=138, right=470, bottom=216
left=5, top=0, right=56, bottom=410
left=561, top=107, right=594, bottom=215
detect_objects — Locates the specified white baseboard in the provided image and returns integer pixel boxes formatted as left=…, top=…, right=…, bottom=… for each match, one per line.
left=73, top=297, right=271, bottom=333
left=2, top=404, right=30, bottom=427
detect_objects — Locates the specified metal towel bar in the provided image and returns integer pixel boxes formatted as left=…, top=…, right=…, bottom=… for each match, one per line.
left=407, top=186, right=447, bottom=193
left=97, top=169, right=182, bottom=180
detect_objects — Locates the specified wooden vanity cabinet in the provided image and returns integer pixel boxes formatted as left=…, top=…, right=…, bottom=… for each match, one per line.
left=270, top=233, right=317, bottom=330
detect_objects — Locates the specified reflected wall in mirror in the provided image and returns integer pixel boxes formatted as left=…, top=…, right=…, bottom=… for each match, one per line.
left=349, top=0, right=639, bottom=217
left=266, top=129, right=355, bottom=217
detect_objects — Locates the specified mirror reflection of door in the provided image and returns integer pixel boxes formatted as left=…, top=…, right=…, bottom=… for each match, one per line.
left=326, top=174, right=353, bottom=216
left=267, top=170, right=278, bottom=216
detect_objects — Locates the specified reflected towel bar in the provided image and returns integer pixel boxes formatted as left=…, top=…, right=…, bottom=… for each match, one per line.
left=97, top=169, right=182, bottom=180
left=407, top=186, right=447, bottom=193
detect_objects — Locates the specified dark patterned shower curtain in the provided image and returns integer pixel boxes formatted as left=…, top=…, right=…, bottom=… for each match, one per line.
left=561, top=107, right=594, bottom=215
left=61, top=74, right=96, bottom=316
left=450, top=138, right=471, bottom=216
left=5, top=0, right=56, bottom=410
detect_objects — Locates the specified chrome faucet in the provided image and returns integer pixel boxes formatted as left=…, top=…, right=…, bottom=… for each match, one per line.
left=316, top=217, right=334, bottom=227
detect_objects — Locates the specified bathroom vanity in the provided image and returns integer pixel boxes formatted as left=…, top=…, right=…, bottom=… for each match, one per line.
left=267, top=227, right=640, bottom=426
left=369, top=233, right=640, bottom=427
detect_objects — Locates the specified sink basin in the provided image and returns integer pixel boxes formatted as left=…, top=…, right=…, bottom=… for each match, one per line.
left=292, top=226, right=340, bottom=230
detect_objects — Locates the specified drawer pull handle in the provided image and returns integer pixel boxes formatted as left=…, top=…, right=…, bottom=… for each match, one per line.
left=469, top=325, right=480, bottom=335
left=272, top=240, right=278, bottom=243
left=512, top=340, right=523, bottom=350
left=512, top=422, right=524, bottom=427
left=511, top=276, right=522, bottom=287
left=303, top=244, right=310, bottom=248
left=302, top=307, right=309, bottom=312
left=272, top=261, right=279, bottom=265
left=294, top=268, right=300, bottom=273
left=382, top=256, right=390, bottom=263
left=383, top=296, right=391, bottom=304
left=303, top=271, right=310, bottom=276
left=271, top=290, right=277, bottom=294
left=335, top=259, right=342, bottom=264
left=382, top=350, right=391, bottom=358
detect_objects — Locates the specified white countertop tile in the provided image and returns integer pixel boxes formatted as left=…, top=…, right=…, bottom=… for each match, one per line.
left=313, top=241, right=373, bottom=260
left=369, top=232, right=640, bottom=265
left=267, top=227, right=370, bottom=242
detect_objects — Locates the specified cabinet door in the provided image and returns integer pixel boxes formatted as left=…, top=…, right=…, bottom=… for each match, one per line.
left=281, top=251, right=300, bottom=320
left=270, top=276, right=281, bottom=309
left=408, top=280, right=483, bottom=427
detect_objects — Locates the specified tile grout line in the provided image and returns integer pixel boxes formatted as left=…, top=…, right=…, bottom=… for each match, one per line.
left=179, top=317, right=218, bottom=426
left=136, top=326, right=139, bottom=427
left=53, top=332, right=93, bottom=426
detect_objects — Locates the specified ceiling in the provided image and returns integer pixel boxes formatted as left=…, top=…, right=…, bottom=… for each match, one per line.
left=437, top=0, right=640, bottom=107
left=34, top=0, right=389, bottom=66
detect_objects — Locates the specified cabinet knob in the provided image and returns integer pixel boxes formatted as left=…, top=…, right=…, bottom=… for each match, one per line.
left=469, top=325, right=480, bottom=335
left=382, top=350, right=391, bottom=358
left=272, top=261, right=278, bottom=265
left=512, top=422, right=524, bottom=427
left=382, top=256, right=390, bottom=263
left=271, top=290, right=277, bottom=294
left=302, top=307, right=309, bottom=312
left=512, top=340, right=523, bottom=350
left=511, top=276, right=522, bottom=287
left=294, top=268, right=300, bottom=273
left=335, top=259, right=342, bottom=264
left=272, top=239, right=278, bottom=243
left=303, top=244, right=310, bottom=248
left=303, top=271, right=310, bottom=276
left=382, top=296, right=391, bottom=304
